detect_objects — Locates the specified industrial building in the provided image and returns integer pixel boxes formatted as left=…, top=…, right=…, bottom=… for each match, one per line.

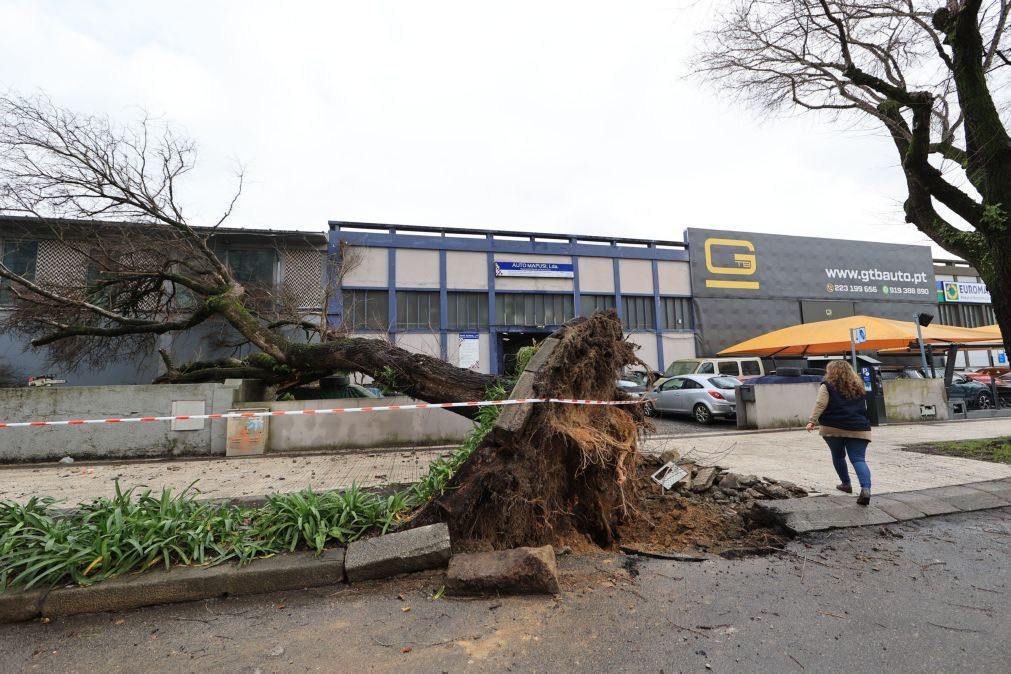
left=0, top=215, right=1001, bottom=384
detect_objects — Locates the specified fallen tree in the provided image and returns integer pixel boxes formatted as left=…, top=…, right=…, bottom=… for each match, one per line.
left=0, top=93, right=654, bottom=548
left=0, top=93, right=498, bottom=409
left=417, top=312, right=649, bottom=549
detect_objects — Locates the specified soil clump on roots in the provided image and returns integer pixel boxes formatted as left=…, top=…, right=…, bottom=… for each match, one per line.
left=415, top=311, right=798, bottom=557
left=415, top=311, right=645, bottom=550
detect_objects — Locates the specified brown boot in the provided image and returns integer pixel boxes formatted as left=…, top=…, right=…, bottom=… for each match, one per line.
left=857, top=489, right=871, bottom=506
left=836, top=484, right=853, bottom=493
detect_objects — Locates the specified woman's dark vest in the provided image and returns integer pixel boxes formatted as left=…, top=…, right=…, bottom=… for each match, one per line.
left=819, top=383, right=871, bottom=431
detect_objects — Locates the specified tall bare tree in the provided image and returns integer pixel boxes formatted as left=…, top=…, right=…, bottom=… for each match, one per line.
left=694, top=0, right=1011, bottom=354
left=0, top=94, right=497, bottom=406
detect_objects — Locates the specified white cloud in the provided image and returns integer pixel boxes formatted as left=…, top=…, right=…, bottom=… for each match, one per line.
left=0, top=0, right=954, bottom=255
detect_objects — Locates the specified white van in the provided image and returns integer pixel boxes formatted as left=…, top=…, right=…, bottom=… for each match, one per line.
left=663, top=357, right=765, bottom=379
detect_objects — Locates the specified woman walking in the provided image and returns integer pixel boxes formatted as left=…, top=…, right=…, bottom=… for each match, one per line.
left=805, top=361, right=873, bottom=505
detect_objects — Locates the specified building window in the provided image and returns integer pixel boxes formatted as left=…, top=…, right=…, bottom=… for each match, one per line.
left=622, top=295, right=655, bottom=330
left=938, top=302, right=995, bottom=328
left=0, top=240, right=38, bottom=306
left=396, top=291, right=440, bottom=330
left=225, top=249, right=276, bottom=286
left=496, top=293, right=574, bottom=327
left=342, top=290, right=389, bottom=330
left=447, top=292, right=489, bottom=330
left=660, top=297, right=692, bottom=330
left=579, top=294, right=615, bottom=317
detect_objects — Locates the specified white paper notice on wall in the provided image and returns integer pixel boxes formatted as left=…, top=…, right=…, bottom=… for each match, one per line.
left=170, top=401, right=206, bottom=431
left=458, top=333, right=480, bottom=370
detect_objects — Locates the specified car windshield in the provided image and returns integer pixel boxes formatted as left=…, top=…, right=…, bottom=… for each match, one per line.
left=664, top=361, right=698, bottom=376
left=710, top=376, right=741, bottom=390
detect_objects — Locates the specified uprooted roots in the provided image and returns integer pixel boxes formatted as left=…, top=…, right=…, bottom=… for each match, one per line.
left=414, top=311, right=650, bottom=550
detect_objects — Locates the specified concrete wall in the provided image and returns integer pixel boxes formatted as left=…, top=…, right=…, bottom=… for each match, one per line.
left=626, top=332, right=659, bottom=371
left=657, top=261, right=692, bottom=295
left=0, top=382, right=250, bottom=462
left=248, top=397, right=474, bottom=452
left=343, top=246, right=388, bottom=287
left=446, top=251, right=487, bottom=289
left=661, top=333, right=697, bottom=366
left=578, top=257, right=614, bottom=293
left=396, top=332, right=442, bottom=359
left=618, top=259, right=653, bottom=295
left=738, top=383, right=820, bottom=429
left=883, top=379, right=950, bottom=422
left=395, top=249, right=440, bottom=288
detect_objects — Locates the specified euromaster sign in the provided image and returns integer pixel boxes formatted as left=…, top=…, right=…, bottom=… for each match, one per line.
left=685, top=228, right=935, bottom=301
left=937, top=280, right=991, bottom=304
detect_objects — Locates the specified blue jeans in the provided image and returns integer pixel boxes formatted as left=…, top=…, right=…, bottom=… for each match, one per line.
left=823, top=436, right=871, bottom=490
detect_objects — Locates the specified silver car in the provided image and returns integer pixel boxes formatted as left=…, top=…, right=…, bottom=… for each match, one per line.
left=642, top=374, right=740, bottom=424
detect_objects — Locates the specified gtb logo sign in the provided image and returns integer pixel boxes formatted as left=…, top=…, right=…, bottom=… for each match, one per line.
left=703, top=238, right=760, bottom=290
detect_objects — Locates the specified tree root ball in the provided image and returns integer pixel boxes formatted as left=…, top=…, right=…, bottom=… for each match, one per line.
left=415, top=311, right=648, bottom=550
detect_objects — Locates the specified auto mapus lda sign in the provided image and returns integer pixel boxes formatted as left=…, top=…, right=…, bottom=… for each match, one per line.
left=684, top=228, right=937, bottom=357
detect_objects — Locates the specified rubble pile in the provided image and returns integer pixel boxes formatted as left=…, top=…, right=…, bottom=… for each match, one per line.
left=611, top=451, right=809, bottom=557
left=649, top=449, right=809, bottom=503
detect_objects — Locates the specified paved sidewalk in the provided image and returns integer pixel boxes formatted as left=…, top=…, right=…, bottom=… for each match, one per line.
left=642, top=418, right=1011, bottom=494
left=0, top=448, right=451, bottom=506
left=0, top=418, right=1008, bottom=507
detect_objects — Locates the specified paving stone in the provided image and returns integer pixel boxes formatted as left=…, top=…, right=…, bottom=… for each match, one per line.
left=757, top=495, right=847, bottom=515
left=964, top=479, right=1011, bottom=501
left=345, top=523, right=451, bottom=582
left=882, top=490, right=963, bottom=516
left=692, top=466, right=718, bottom=492
left=782, top=504, right=895, bottom=533
left=717, top=472, right=739, bottom=490
left=918, top=484, right=1011, bottom=512
left=870, top=496, right=928, bottom=521
left=447, top=545, right=559, bottom=595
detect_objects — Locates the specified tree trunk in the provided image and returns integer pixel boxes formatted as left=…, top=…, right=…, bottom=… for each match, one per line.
left=414, top=311, right=647, bottom=550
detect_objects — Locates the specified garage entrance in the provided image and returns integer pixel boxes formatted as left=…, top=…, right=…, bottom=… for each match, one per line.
left=497, top=331, right=552, bottom=375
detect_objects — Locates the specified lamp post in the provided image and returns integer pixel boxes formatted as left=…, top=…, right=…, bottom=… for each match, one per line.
left=915, top=312, right=933, bottom=376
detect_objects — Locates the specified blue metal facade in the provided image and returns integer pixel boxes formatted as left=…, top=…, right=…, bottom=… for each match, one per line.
left=328, top=221, right=693, bottom=374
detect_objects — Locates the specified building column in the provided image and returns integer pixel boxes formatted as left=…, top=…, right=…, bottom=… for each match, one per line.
left=387, top=240, right=397, bottom=344
left=439, top=248, right=448, bottom=360
left=652, top=256, right=664, bottom=371
left=612, top=252, right=623, bottom=321
left=487, top=240, right=498, bottom=375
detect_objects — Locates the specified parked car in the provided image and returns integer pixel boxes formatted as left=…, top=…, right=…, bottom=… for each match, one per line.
left=642, top=374, right=740, bottom=424
left=616, top=378, right=647, bottom=399
left=966, top=367, right=1010, bottom=383
left=663, top=357, right=764, bottom=380
left=878, top=366, right=998, bottom=410
left=950, top=372, right=1000, bottom=409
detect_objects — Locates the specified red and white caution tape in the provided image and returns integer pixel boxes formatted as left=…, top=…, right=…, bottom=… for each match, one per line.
left=0, top=397, right=642, bottom=429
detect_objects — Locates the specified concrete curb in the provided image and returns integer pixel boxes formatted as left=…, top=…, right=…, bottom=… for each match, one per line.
left=0, top=548, right=346, bottom=624
left=756, top=477, right=1011, bottom=534
left=0, top=521, right=456, bottom=624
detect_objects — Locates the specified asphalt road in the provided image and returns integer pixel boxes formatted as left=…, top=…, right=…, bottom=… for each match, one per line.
left=648, top=413, right=738, bottom=437
left=3, top=508, right=1008, bottom=673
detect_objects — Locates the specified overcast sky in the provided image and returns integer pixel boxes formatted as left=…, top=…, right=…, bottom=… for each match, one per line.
left=0, top=0, right=955, bottom=255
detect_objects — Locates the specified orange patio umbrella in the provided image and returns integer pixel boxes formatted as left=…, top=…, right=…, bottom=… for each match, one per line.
left=969, top=324, right=1002, bottom=340
left=718, top=315, right=993, bottom=357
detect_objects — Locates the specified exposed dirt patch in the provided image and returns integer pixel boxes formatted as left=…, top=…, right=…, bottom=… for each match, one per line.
left=613, top=468, right=793, bottom=558
left=903, top=436, right=1011, bottom=464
